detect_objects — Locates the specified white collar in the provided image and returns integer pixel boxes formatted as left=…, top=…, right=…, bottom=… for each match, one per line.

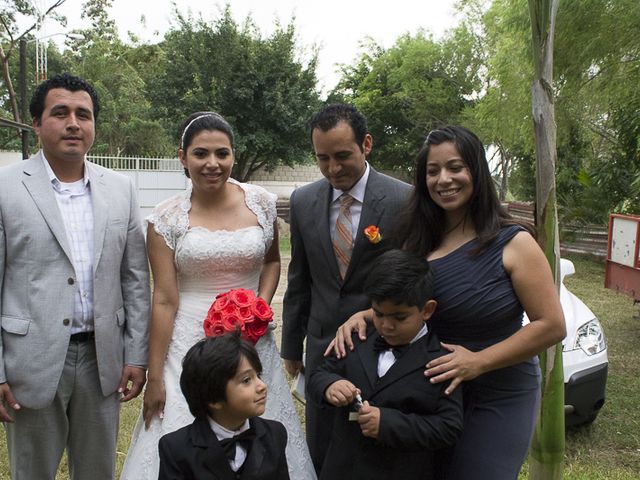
left=380, top=322, right=428, bottom=347
left=332, top=161, right=370, bottom=204
left=208, top=416, right=251, bottom=440
left=41, top=150, right=90, bottom=187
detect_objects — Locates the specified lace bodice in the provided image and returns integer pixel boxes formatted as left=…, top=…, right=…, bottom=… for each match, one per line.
left=147, top=178, right=277, bottom=254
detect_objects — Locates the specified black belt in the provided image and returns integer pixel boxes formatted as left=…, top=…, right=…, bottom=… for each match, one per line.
left=70, top=331, right=95, bottom=343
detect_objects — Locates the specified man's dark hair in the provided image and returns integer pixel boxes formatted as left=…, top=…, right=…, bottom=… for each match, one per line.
left=364, top=249, right=435, bottom=308
left=309, top=103, right=369, bottom=151
left=29, top=73, right=100, bottom=123
left=180, top=332, right=262, bottom=419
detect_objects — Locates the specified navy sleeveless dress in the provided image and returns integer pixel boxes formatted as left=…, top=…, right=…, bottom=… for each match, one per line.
left=429, top=225, right=540, bottom=480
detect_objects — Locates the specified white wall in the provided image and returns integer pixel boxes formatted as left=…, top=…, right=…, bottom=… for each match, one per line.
left=0, top=152, right=317, bottom=220
left=0, top=151, right=21, bottom=167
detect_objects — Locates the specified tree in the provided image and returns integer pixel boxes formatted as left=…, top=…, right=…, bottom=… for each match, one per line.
left=466, top=0, right=640, bottom=223
left=149, top=6, right=320, bottom=180
left=62, top=0, right=172, bottom=156
left=527, top=1, right=564, bottom=478
left=332, top=28, right=482, bottom=171
left=0, top=1, right=66, bottom=131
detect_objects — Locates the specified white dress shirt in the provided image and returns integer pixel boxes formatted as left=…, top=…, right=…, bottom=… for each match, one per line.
left=42, top=154, right=95, bottom=334
left=329, top=162, right=371, bottom=243
left=377, top=323, right=428, bottom=378
left=208, top=417, right=251, bottom=472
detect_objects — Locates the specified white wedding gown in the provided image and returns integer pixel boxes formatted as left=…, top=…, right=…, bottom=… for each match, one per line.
left=121, top=179, right=315, bottom=480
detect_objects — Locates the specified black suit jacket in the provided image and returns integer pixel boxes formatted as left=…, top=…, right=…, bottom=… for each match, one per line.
left=158, top=416, right=290, bottom=480
left=281, top=168, right=412, bottom=374
left=307, top=327, right=463, bottom=480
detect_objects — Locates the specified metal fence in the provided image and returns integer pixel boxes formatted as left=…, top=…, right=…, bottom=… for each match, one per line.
left=88, top=155, right=182, bottom=171
left=504, top=201, right=607, bottom=258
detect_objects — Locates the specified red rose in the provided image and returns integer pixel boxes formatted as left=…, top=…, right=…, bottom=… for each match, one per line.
left=238, top=306, right=255, bottom=323
left=207, top=310, right=223, bottom=323
left=251, top=298, right=273, bottom=321
left=221, top=313, right=243, bottom=333
left=222, top=303, right=239, bottom=317
left=204, top=289, right=270, bottom=343
left=245, top=318, right=269, bottom=344
left=204, top=318, right=227, bottom=337
left=213, top=293, right=230, bottom=312
left=229, top=289, right=256, bottom=307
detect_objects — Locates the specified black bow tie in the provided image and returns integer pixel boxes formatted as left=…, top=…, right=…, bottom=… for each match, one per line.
left=373, top=336, right=411, bottom=358
left=219, top=428, right=256, bottom=462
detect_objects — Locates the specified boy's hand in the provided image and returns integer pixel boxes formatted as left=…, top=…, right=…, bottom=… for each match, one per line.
left=325, top=380, right=360, bottom=407
left=357, top=401, right=380, bottom=439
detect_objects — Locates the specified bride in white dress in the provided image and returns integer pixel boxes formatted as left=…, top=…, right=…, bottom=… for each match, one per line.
left=121, top=112, right=315, bottom=479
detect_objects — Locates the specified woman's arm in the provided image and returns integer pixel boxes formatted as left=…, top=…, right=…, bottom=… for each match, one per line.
left=143, top=223, right=180, bottom=428
left=257, top=220, right=281, bottom=304
left=426, top=231, right=566, bottom=394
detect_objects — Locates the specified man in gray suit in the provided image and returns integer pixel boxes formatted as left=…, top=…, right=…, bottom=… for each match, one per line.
left=281, top=104, right=412, bottom=473
left=0, top=73, right=150, bottom=479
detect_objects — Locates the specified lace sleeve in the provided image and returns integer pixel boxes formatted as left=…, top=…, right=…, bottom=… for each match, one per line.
left=238, top=181, right=277, bottom=250
left=145, top=188, right=191, bottom=251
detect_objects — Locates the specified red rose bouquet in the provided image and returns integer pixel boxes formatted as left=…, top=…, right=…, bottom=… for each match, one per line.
left=203, top=288, right=273, bottom=344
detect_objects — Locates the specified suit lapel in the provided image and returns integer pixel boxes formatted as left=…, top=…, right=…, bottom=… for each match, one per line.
left=344, top=168, right=386, bottom=282
left=357, top=332, right=383, bottom=390
left=21, top=154, right=74, bottom=264
left=314, top=180, right=341, bottom=280
left=88, top=163, right=108, bottom=273
left=373, top=330, right=440, bottom=396
left=240, top=418, right=267, bottom=479
left=191, top=418, right=230, bottom=480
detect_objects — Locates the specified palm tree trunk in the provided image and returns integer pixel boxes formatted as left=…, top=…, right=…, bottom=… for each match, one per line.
left=527, top=0, right=565, bottom=478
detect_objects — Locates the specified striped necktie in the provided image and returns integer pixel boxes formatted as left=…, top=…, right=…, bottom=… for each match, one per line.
left=333, top=193, right=355, bottom=279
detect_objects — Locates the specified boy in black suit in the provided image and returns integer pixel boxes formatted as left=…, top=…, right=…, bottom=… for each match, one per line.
left=158, top=333, right=290, bottom=480
left=307, top=249, right=463, bottom=480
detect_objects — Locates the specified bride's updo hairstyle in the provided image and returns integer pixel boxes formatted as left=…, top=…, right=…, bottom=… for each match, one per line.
left=179, top=111, right=235, bottom=178
left=397, top=125, right=533, bottom=256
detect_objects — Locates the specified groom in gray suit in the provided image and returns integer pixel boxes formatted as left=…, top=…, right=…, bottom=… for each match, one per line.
left=281, top=104, right=411, bottom=473
left=0, top=73, right=150, bottom=479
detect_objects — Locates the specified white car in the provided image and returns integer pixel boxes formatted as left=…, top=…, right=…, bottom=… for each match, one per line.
left=524, top=258, right=608, bottom=426
left=559, top=258, right=608, bottom=426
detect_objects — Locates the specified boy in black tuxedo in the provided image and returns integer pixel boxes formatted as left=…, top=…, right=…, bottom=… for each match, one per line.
left=158, top=333, right=290, bottom=480
left=307, top=249, right=463, bottom=480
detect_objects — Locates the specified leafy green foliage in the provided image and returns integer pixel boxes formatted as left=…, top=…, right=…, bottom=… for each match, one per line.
left=148, top=6, right=320, bottom=180
left=465, top=0, right=640, bottom=222
left=331, top=28, right=481, bottom=170
left=56, top=0, right=172, bottom=156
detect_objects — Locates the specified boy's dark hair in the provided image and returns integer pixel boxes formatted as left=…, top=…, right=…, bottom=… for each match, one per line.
left=30, top=73, right=100, bottom=123
left=364, top=249, right=435, bottom=308
left=309, top=103, right=368, bottom=150
left=180, top=332, right=262, bottom=419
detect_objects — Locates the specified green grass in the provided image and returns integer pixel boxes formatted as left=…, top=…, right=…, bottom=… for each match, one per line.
left=2, top=254, right=639, bottom=479
left=518, top=255, right=640, bottom=479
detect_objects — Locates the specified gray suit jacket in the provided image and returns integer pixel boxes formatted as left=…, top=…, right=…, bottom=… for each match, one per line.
left=281, top=167, right=412, bottom=374
left=0, top=152, right=151, bottom=409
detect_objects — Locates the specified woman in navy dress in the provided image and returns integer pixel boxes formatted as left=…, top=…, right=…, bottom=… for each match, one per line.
left=330, top=126, right=566, bottom=479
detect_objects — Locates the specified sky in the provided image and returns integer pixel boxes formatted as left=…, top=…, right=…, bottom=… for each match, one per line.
left=37, top=0, right=462, bottom=93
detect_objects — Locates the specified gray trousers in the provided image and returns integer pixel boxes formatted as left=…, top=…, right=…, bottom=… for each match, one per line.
left=5, top=340, right=120, bottom=480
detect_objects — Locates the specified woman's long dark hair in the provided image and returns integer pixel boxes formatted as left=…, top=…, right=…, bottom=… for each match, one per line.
left=397, top=125, right=534, bottom=256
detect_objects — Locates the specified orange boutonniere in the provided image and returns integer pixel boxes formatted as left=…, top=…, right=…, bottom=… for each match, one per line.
left=364, top=225, right=382, bottom=244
